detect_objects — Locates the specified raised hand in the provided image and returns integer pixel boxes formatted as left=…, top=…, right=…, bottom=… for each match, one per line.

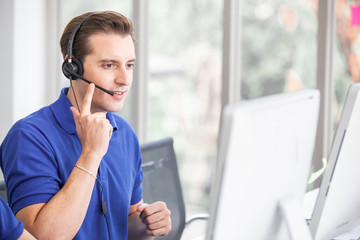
left=70, top=83, right=113, bottom=162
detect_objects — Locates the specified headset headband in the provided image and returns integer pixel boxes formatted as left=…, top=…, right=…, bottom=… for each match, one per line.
left=66, top=13, right=93, bottom=62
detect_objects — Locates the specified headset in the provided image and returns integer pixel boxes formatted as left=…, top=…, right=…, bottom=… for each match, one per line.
left=62, top=13, right=112, bottom=239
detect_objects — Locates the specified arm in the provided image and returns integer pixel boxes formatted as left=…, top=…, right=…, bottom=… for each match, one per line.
left=16, top=157, right=98, bottom=239
left=16, top=84, right=113, bottom=239
left=128, top=200, right=172, bottom=240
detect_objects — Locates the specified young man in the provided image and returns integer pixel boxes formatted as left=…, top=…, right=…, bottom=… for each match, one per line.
left=0, top=197, right=35, bottom=240
left=0, top=11, right=171, bottom=239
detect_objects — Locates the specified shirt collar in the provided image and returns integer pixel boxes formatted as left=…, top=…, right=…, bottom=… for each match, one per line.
left=107, top=112, right=118, bottom=132
left=50, top=88, right=118, bottom=135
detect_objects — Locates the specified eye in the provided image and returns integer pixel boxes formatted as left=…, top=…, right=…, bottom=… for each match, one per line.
left=103, top=63, right=115, bottom=69
left=127, top=62, right=135, bottom=69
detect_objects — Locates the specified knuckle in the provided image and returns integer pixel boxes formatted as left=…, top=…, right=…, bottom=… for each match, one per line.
left=148, top=224, right=156, bottom=231
left=83, top=98, right=90, bottom=106
left=143, top=208, right=151, bottom=216
left=94, top=118, right=102, bottom=125
left=158, top=201, right=166, bottom=207
left=154, top=230, right=162, bottom=237
left=146, top=229, right=156, bottom=236
left=161, top=227, right=170, bottom=236
left=84, top=114, right=92, bottom=122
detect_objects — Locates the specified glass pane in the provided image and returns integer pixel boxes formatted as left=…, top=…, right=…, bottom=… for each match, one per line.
left=241, top=0, right=318, bottom=99
left=60, top=0, right=131, bottom=25
left=148, top=0, right=223, bottom=212
left=334, top=0, right=360, bottom=120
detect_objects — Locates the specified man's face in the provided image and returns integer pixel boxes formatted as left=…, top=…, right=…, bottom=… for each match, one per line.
left=79, top=33, right=136, bottom=113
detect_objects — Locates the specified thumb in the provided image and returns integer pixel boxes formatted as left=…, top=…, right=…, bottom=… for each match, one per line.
left=137, top=203, right=148, bottom=213
left=70, top=106, right=80, bottom=124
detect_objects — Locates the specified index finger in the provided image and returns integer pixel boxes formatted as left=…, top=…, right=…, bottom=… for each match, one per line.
left=81, top=83, right=95, bottom=114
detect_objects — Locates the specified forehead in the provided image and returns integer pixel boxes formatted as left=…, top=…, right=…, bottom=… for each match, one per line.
left=86, top=33, right=135, bottom=60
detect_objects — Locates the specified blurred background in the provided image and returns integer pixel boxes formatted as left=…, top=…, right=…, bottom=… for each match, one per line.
left=1, top=0, right=359, bottom=237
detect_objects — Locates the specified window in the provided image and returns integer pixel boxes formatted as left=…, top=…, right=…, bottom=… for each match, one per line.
left=334, top=0, right=359, bottom=120
left=147, top=0, right=223, bottom=210
left=241, top=0, right=318, bottom=99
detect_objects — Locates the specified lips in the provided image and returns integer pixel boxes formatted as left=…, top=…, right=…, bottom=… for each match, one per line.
left=112, top=90, right=127, bottom=96
left=112, top=90, right=127, bottom=99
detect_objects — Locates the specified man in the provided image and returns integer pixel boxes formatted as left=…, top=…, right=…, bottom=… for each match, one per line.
left=0, top=11, right=171, bottom=239
left=0, top=197, right=35, bottom=240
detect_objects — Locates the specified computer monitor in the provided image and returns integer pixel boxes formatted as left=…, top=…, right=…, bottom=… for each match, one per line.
left=206, top=89, right=320, bottom=240
left=310, top=83, right=360, bottom=240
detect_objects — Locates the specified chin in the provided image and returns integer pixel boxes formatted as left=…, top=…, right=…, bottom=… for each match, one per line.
left=107, top=103, right=125, bottom=113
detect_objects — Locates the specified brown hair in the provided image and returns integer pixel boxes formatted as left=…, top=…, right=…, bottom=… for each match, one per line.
left=60, top=11, right=135, bottom=63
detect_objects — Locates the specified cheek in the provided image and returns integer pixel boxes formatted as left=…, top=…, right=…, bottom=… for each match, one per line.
left=83, top=69, right=99, bottom=81
left=83, top=63, right=106, bottom=81
left=76, top=80, right=89, bottom=97
left=127, top=76, right=134, bottom=87
left=94, top=88, right=107, bottom=99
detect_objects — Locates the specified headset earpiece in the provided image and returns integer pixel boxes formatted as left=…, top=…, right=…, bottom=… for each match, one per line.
left=62, top=57, right=84, bottom=79
left=62, top=13, right=92, bottom=80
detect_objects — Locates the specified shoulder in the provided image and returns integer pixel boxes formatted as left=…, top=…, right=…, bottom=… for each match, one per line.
left=1, top=106, right=57, bottom=155
left=7, top=106, right=54, bottom=136
left=7, top=107, right=52, bottom=135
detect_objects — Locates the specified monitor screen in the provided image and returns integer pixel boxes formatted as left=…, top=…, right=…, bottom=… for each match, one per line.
left=206, top=89, right=319, bottom=240
left=310, top=83, right=360, bottom=240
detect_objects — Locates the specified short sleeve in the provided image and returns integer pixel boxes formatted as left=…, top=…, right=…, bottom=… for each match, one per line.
left=1, top=122, right=61, bottom=214
left=0, top=197, right=24, bottom=240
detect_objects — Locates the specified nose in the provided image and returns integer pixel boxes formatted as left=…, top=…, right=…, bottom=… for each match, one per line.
left=114, top=65, right=132, bottom=86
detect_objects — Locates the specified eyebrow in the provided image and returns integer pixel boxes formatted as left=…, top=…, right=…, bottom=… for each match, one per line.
left=98, top=59, right=119, bottom=64
left=97, top=58, right=136, bottom=64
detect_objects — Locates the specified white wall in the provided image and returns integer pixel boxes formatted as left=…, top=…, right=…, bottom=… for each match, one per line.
left=13, top=0, right=47, bottom=122
left=0, top=0, right=59, bottom=143
left=0, top=0, right=60, bottom=180
left=0, top=0, right=15, bottom=143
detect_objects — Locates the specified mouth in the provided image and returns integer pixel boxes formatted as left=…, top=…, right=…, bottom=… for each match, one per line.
left=112, top=90, right=127, bottom=96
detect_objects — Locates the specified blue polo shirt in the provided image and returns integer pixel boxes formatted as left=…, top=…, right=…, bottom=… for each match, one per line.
left=0, top=88, right=143, bottom=239
left=0, top=197, right=24, bottom=240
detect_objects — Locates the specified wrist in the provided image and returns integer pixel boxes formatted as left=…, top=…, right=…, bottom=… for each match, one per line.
left=74, top=165, right=97, bottom=179
left=77, top=151, right=102, bottom=174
